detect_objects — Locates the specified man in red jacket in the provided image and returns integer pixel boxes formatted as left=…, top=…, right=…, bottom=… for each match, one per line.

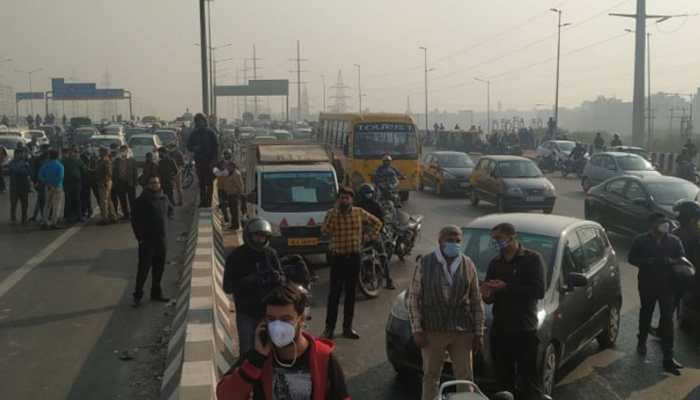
left=217, top=283, right=350, bottom=400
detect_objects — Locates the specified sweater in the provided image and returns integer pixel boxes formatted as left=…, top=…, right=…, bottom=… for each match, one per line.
left=38, top=159, right=64, bottom=188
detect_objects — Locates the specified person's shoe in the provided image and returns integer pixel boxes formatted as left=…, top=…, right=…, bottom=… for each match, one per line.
left=342, top=328, right=360, bottom=340
left=131, top=297, right=142, bottom=308
left=663, top=360, right=682, bottom=376
left=321, top=327, right=335, bottom=340
left=151, top=294, right=170, bottom=303
left=665, top=358, right=684, bottom=369
left=637, top=340, right=647, bottom=356
left=385, top=280, right=396, bottom=290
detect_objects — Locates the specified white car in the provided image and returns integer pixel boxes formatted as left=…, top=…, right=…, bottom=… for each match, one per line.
left=103, top=125, right=125, bottom=138
left=0, top=129, right=32, bottom=144
left=537, top=140, right=577, bottom=163
left=0, top=136, right=24, bottom=169
left=128, top=134, right=161, bottom=164
left=28, top=130, right=50, bottom=147
left=89, top=134, right=126, bottom=150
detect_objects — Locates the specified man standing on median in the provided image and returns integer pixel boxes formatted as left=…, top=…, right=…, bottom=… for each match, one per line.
left=407, top=225, right=484, bottom=400
left=131, top=176, right=170, bottom=307
left=38, top=149, right=65, bottom=229
left=216, top=283, right=350, bottom=400
left=187, top=113, right=219, bottom=207
left=223, top=218, right=285, bottom=355
left=321, top=186, right=382, bottom=340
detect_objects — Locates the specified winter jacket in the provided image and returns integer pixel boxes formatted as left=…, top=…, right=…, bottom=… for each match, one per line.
left=216, top=332, right=350, bottom=400
left=62, top=157, right=86, bottom=186
left=96, top=157, right=113, bottom=185
left=8, top=158, right=32, bottom=193
left=223, top=244, right=284, bottom=318
left=214, top=163, right=244, bottom=195
left=131, top=189, right=169, bottom=243
left=38, top=159, right=64, bottom=188
left=187, top=127, right=219, bottom=162
left=158, top=157, right=179, bottom=184
left=112, top=157, right=138, bottom=187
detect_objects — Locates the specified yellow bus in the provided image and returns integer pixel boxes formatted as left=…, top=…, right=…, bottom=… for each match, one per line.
left=318, top=113, right=420, bottom=201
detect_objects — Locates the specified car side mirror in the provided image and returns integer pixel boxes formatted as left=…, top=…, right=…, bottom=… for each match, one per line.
left=567, top=272, right=588, bottom=290
left=246, top=191, right=257, bottom=204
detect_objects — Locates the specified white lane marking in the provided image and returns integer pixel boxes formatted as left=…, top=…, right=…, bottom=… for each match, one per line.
left=0, top=226, right=82, bottom=299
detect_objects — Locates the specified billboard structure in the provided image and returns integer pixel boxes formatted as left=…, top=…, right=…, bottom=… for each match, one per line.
left=215, top=79, right=289, bottom=120
left=41, top=78, right=134, bottom=120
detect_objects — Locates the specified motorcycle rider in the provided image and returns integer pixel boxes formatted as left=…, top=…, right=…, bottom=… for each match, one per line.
left=373, top=154, right=404, bottom=201
left=683, top=138, right=698, bottom=159
left=611, top=134, right=622, bottom=147
left=593, top=132, right=605, bottom=153
left=355, top=183, right=395, bottom=290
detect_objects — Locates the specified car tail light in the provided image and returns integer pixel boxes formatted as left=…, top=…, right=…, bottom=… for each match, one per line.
left=280, top=218, right=289, bottom=228
left=307, top=218, right=316, bottom=226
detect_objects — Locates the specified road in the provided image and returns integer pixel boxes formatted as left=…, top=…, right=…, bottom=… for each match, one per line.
left=0, top=188, right=193, bottom=400
left=310, top=174, right=700, bottom=400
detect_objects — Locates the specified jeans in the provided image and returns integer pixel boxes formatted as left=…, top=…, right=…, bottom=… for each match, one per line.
left=490, top=328, right=543, bottom=399
left=639, top=287, right=675, bottom=359
left=236, top=312, right=259, bottom=357
left=218, top=189, right=230, bottom=222
left=10, top=189, right=29, bottom=222
left=227, top=194, right=240, bottom=230
left=133, top=240, right=166, bottom=300
left=32, top=183, right=46, bottom=220
left=113, top=180, right=136, bottom=217
left=63, top=182, right=82, bottom=222
left=325, top=253, right=360, bottom=330
left=421, top=332, right=474, bottom=400
left=43, top=186, right=64, bottom=226
left=195, top=160, right=214, bottom=206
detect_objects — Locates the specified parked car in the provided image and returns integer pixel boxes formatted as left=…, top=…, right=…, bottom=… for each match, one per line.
left=584, top=175, right=698, bottom=235
left=128, top=134, right=161, bottom=165
left=469, top=155, right=556, bottom=213
left=72, top=127, right=99, bottom=146
left=581, top=152, right=660, bottom=192
left=154, top=129, right=179, bottom=147
left=419, top=151, right=474, bottom=195
left=28, top=130, right=50, bottom=147
left=125, top=127, right=148, bottom=142
left=537, top=140, right=577, bottom=163
left=103, top=124, right=125, bottom=138
left=89, top=134, right=126, bottom=150
left=0, top=129, right=32, bottom=144
left=385, top=213, right=622, bottom=396
left=272, top=129, right=293, bottom=141
left=0, top=136, right=24, bottom=173
left=609, top=146, right=649, bottom=160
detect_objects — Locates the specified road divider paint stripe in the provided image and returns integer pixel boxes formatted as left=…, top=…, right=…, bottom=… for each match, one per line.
left=0, top=225, right=83, bottom=299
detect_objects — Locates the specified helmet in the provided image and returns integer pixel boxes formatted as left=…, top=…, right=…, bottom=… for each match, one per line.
left=243, top=218, right=273, bottom=251
left=223, top=149, right=233, bottom=158
left=358, top=183, right=376, bottom=200
left=382, top=154, right=392, bottom=162
left=673, top=200, right=700, bottom=222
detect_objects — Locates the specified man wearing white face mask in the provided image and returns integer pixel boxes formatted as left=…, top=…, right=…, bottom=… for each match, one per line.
left=407, top=225, right=484, bottom=400
left=217, top=283, right=350, bottom=400
left=629, top=212, right=685, bottom=375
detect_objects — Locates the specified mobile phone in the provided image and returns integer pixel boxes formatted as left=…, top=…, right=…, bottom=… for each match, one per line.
left=258, top=326, right=269, bottom=346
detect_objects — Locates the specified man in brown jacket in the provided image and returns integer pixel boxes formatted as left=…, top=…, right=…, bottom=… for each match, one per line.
left=407, top=225, right=484, bottom=400
left=213, top=149, right=244, bottom=230
left=96, top=147, right=118, bottom=224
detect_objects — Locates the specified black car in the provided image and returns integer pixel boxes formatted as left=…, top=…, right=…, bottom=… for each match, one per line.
left=469, top=155, right=556, bottom=213
left=584, top=175, right=700, bottom=236
left=419, top=151, right=475, bottom=195
left=385, top=213, right=622, bottom=396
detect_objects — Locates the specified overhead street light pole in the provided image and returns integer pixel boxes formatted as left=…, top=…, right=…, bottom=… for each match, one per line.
left=551, top=8, right=571, bottom=133
left=474, top=78, right=491, bottom=136
left=419, top=46, right=429, bottom=135
left=16, top=67, right=43, bottom=117
left=198, top=0, right=209, bottom=114
left=321, top=74, right=326, bottom=112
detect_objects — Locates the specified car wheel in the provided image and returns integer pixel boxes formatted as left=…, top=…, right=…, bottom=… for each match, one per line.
left=496, top=196, right=507, bottom=213
left=582, top=177, right=592, bottom=192
left=541, top=343, right=558, bottom=396
left=597, top=303, right=620, bottom=348
left=470, top=190, right=480, bottom=207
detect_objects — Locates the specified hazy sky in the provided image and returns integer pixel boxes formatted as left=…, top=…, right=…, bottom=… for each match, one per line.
left=2, top=0, right=699, bottom=119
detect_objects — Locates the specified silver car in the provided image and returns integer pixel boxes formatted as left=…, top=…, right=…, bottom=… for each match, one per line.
left=581, top=152, right=660, bottom=192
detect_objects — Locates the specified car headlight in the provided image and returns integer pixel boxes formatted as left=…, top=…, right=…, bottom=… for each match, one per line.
left=544, top=183, right=556, bottom=195
left=506, top=186, right=523, bottom=196
left=390, top=293, right=410, bottom=321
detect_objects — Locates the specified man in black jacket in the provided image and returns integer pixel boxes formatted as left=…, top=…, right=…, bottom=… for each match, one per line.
left=186, top=113, right=219, bottom=207
left=223, top=218, right=285, bottom=356
left=482, top=222, right=545, bottom=399
left=628, top=212, right=685, bottom=375
left=131, top=176, right=170, bottom=307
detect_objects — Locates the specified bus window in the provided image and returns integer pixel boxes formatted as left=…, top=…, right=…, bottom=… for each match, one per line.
left=353, top=123, right=418, bottom=158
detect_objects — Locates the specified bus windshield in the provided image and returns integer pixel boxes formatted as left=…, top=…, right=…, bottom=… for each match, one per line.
left=353, top=123, right=418, bottom=159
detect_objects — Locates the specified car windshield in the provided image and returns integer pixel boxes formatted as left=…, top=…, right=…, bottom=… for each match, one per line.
left=104, top=127, right=121, bottom=134
left=92, top=139, right=121, bottom=147
left=462, top=228, right=558, bottom=287
left=647, top=181, right=700, bottom=205
left=497, top=160, right=542, bottom=178
left=617, top=155, right=654, bottom=171
left=129, top=137, right=154, bottom=146
left=353, top=123, right=418, bottom=159
left=438, top=153, right=474, bottom=168
left=261, top=171, right=337, bottom=212
left=557, top=142, right=575, bottom=152
left=30, top=132, right=45, bottom=139
left=156, top=131, right=177, bottom=142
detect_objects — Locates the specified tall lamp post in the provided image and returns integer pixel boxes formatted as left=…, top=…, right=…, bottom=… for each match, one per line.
left=474, top=78, right=491, bottom=136
left=198, top=0, right=209, bottom=114
left=419, top=46, right=429, bottom=135
left=15, top=67, right=43, bottom=117
left=626, top=28, right=654, bottom=149
left=353, top=64, right=362, bottom=113
left=195, top=42, right=231, bottom=118
left=550, top=8, right=571, bottom=132
left=321, top=74, right=327, bottom=112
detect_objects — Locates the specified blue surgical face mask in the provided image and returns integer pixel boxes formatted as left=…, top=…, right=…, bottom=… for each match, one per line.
left=494, top=239, right=510, bottom=251
left=442, top=242, right=462, bottom=258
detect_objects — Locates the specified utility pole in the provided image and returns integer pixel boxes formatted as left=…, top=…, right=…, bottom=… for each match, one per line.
left=198, top=0, right=209, bottom=114
left=419, top=46, right=429, bottom=135
left=551, top=8, right=571, bottom=132
left=474, top=78, right=491, bottom=136
left=354, top=64, right=362, bottom=113
left=250, top=44, right=263, bottom=116
left=206, top=0, right=214, bottom=117
left=647, top=32, right=652, bottom=149
left=15, top=67, right=42, bottom=117
left=610, top=1, right=689, bottom=143
left=288, top=41, right=307, bottom=121
left=321, top=74, right=326, bottom=112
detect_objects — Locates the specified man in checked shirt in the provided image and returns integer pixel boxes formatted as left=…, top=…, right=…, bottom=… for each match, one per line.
left=321, top=186, right=382, bottom=340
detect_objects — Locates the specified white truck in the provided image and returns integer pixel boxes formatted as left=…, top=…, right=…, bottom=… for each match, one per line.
left=244, top=142, right=338, bottom=255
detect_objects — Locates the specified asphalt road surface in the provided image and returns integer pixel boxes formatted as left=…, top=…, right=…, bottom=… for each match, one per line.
left=0, top=188, right=193, bottom=400
left=310, top=174, right=700, bottom=400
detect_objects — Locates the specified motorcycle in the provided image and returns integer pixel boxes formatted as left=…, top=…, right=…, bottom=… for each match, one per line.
left=537, top=153, right=558, bottom=174
left=677, top=160, right=700, bottom=184
left=561, top=155, right=587, bottom=178
left=374, top=173, right=402, bottom=206
left=393, top=209, right=423, bottom=261
left=358, top=244, right=385, bottom=298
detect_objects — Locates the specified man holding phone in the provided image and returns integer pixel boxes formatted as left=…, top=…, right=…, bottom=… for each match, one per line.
left=217, top=283, right=350, bottom=400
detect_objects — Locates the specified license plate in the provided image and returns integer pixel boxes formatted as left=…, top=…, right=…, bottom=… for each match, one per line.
left=459, top=182, right=470, bottom=188
left=526, top=196, right=544, bottom=202
left=288, top=237, right=319, bottom=246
